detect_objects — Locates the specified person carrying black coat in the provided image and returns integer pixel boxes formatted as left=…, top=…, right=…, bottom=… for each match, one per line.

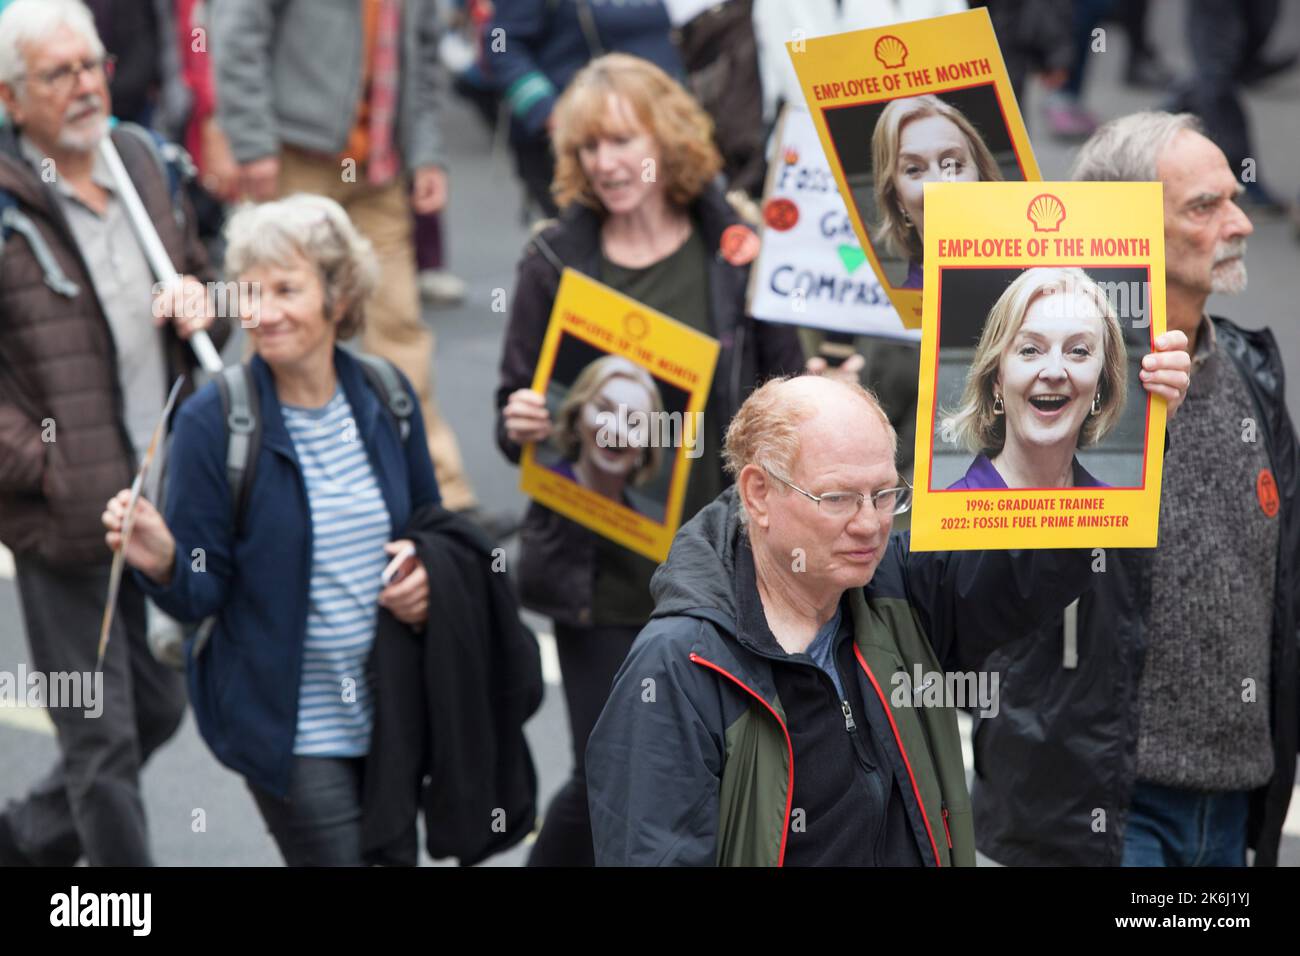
left=362, top=504, right=543, bottom=867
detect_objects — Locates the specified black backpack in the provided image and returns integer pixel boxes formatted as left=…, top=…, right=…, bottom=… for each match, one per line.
left=213, top=352, right=414, bottom=535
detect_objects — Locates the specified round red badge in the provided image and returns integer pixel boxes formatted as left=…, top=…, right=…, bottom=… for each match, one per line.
left=719, top=224, right=760, bottom=266
left=763, top=198, right=799, bottom=232
left=1257, top=468, right=1280, bottom=518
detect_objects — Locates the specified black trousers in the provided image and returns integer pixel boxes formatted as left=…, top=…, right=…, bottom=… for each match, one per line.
left=248, top=756, right=366, bottom=867
left=4, top=555, right=186, bottom=865
left=527, top=622, right=639, bottom=867
left=1170, top=0, right=1281, bottom=169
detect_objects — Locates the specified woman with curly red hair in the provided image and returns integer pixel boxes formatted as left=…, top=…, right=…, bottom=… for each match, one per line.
left=494, top=53, right=809, bottom=866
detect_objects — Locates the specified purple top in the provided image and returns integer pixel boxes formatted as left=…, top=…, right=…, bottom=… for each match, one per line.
left=900, top=258, right=923, bottom=290
left=947, top=452, right=1108, bottom=490
left=548, top=458, right=579, bottom=482
left=546, top=456, right=643, bottom=511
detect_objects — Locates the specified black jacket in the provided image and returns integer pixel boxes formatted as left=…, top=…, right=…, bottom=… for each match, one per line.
left=586, top=488, right=1094, bottom=866
left=972, top=317, right=1300, bottom=866
left=733, top=539, right=926, bottom=866
left=494, top=184, right=806, bottom=626
left=361, top=504, right=544, bottom=866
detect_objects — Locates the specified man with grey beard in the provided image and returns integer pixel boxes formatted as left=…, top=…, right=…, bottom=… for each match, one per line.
left=0, top=0, right=226, bottom=865
left=969, top=111, right=1299, bottom=867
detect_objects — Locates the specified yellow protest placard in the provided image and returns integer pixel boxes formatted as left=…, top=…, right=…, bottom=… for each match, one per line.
left=787, top=7, right=1040, bottom=328
left=521, top=269, right=720, bottom=563
left=910, top=181, right=1167, bottom=551
left=747, top=105, right=913, bottom=338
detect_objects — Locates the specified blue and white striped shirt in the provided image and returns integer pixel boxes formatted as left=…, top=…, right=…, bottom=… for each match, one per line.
left=281, top=386, right=392, bottom=757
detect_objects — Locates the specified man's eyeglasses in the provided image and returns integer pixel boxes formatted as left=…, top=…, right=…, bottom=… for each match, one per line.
left=764, top=468, right=913, bottom=518
left=27, top=54, right=115, bottom=94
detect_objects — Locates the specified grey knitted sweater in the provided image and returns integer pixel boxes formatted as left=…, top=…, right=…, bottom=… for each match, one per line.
left=1137, top=321, right=1279, bottom=790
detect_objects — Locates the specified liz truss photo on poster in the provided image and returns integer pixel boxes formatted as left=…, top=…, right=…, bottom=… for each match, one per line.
left=534, top=336, right=689, bottom=526
left=788, top=8, right=1041, bottom=325
left=931, top=265, right=1154, bottom=492
left=824, top=87, right=1031, bottom=293
left=520, top=269, right=719, bottom=563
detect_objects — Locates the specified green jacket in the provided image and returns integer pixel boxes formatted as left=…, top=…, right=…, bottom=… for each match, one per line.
left=587, top=488, right=1091, bottom=866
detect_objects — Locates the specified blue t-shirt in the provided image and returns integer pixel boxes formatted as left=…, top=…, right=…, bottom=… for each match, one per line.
left=805, top=604, right=847, bottom=700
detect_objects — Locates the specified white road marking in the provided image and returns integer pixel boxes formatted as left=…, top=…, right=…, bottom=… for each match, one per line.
left=957, top=712, right=974, bottom=770
left=536, top=631, right=561, bottom=687
left=0, top=705, right=54, bottom=736
left=1285, top=789, right=1300, bottom=837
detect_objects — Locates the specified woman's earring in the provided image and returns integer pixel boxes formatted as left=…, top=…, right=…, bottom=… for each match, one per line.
left=993, top=393, right=1004, bottom=415
left=900, top=207, right=913, bottom=227
left=1091, top=392, right=1102, bottom=416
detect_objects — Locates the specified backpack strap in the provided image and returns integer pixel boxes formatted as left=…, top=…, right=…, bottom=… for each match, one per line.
left=0, top=191, right=80, bottom=297
left=214, top=356, right=407, bottom=532
left=530, top=229, right=564, bottom=276
left=112, top=121, right=196, bottom=231
left=191, top=363, right=257, bottom=664
left=352, top=352, right=414, bottom=442
left=214, top=363, right=261, bottom=535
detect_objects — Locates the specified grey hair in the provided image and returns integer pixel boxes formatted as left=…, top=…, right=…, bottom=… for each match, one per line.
left=1070, top=111, right=1202, bottom=182
left=0, top=0, right=104, bottom=87
left=224, top=194, right=379, bottom=339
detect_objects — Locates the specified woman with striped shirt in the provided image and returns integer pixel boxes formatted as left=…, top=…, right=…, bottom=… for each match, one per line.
left=103, top=194, right=440, bottom=865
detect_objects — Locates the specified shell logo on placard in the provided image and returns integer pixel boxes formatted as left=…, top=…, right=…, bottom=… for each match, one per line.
left=1027, top=194, right=1066, bottom=232
left=623, top=311, right=649, bottom=341
left=874, top=35, right=908, bottom=69
left=783, top=147, right=799, bottom=165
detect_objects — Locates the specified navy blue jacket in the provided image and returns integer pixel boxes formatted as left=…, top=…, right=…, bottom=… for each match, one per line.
left=137, top=348, right=440, bottom=797
left=484, top=0, right=681, bottom=139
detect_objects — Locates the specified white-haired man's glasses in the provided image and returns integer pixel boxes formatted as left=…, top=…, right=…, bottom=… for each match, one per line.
left=764, top=468, right=913, bottom=518
left=27, top=54, right=115, bottom=95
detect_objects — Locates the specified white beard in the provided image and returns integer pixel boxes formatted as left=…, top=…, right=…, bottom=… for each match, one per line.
left=57, top=112, right=108, bottom=153
left=1210, top=257, right=1248, bottom=294
left=1209, top=239, right=1248, bottom=295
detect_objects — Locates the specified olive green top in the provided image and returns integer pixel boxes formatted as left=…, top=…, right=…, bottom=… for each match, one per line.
left=592, top=227, right=723, bottom=626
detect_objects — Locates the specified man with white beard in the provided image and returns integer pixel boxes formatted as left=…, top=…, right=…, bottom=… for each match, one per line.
left=969, top=112, right=1300, bottom=867
left=0, top=0, right=225, bottom=865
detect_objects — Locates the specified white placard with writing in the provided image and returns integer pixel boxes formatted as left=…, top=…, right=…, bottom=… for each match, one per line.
left=748, top=106, right=920, bottom=341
